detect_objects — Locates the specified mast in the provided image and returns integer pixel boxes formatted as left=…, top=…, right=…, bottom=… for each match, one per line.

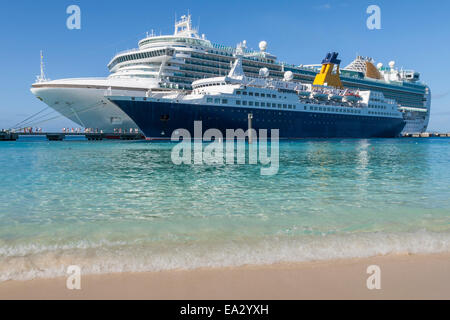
left=37, top=51, right=48, bottom=83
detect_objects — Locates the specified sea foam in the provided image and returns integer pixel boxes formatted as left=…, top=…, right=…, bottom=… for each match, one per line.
left=0, top=230, right=449, bottom=282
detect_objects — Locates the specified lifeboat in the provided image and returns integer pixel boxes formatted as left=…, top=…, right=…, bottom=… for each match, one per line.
left=328, top=94, right=343, bottom=102
left=311, top=91, right=328, bottom=100
left=343, top=92, right=362, bottom=102
left=298, top=91, right=311, bottom=98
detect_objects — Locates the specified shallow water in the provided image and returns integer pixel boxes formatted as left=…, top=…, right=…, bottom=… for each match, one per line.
left=0, top=137, right=449, bottom=281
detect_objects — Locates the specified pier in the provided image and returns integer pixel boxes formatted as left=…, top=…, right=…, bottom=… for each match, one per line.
left=0, top=132, right=19, bottom=141
left=0, top=131, right=145, bottom=142
left=2, top=130, right=449, bottom=142
left=401, top=132, right=450, bottom=138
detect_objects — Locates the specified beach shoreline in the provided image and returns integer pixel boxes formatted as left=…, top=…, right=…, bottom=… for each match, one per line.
left=1, top=252, right=449, bottom=300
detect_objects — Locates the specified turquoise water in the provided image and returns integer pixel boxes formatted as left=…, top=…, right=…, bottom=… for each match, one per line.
left=0, top=137, right=449, bottom=281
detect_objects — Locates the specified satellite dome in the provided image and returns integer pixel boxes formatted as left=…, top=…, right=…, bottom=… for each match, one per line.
left=259, top=67, right=269, bottom=77
left=389, top=61, right=396, bottom=69
left=377, top=63, right=383, bottom=69
left=259, top=41, right=268, bottom=52
left=284, top=71, right=294, bottom=81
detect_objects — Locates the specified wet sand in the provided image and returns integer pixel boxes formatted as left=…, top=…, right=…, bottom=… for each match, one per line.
left=0, top=253, right=449, bottom=300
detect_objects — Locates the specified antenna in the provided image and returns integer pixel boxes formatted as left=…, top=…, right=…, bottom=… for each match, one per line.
left=36, top=50, right=48, bottom=83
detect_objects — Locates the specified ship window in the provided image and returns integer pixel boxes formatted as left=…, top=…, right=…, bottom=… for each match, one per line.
left=243, top=92, right=248, bottom=95
left=207, top=98, right=213, bottom=103
left=236, top=91, right=241, bottom=95
left=255, top=102, right=259, bottom=106
left=283, top=104, right=287, bottom=109
left=249, top=101, right=254, bottom=106
left=236, top=100, right=241, bottom=105
left=261, top=102, right=265, bottom=107
left=249, top=92, right=254, bottom=96
left=272, top=103, right=276, bottom=108
left=261, top=93, right=266, bottom=97
left=243, top=101, right=247, bottom=106
left=255, top=93, right=260, bottom=97
left=272, top=94, right=276, bottom=98
left=278, top=104, right=282, bottom=108
left=222, top=99, right=228, bottom=104
left=214, top=98, right=220, bottom=104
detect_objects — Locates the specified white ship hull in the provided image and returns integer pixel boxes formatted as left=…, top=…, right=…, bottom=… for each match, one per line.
left=31, top=78, right=158, bottom=132
left=403, top=118, right=428, bottom=134
left=401, top=86, right=431, bottom=134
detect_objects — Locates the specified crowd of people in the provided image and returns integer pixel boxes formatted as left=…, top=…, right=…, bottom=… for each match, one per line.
left=62, top=128, right=83, bottom=133
left=113, top=128, right=140, bottom=134
left=2, top=127, right=140, bottom=134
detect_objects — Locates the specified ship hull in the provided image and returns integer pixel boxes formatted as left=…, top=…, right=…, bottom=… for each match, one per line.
left=110, top=99, right=406, bottom=139
left=30, top=78, right=158, bottom=132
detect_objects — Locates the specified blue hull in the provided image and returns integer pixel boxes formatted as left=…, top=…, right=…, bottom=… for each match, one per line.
left=110, top=100, right=406, bottom=139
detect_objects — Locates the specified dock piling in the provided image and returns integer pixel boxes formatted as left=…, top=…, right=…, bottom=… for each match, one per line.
left=85, top=133, right=103, bottom=141
left=0, top=132, right=19, bottom=141
left=46, top=133, right=65, bottom=141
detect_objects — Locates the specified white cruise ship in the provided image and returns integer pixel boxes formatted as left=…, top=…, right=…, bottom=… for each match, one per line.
left=30, top=14, right=431, bottom=134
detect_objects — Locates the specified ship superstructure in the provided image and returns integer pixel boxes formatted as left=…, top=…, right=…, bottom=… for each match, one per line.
left=107, top=53, right=405, bottom=139
left=30, top=14, right=430, bottom=134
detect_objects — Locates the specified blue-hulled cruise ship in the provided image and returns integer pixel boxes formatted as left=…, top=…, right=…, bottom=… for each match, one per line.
left=108, top=52, right=406, bottom=139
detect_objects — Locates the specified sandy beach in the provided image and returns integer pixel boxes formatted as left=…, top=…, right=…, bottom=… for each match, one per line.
left=0, top=253, right=449, bottom=300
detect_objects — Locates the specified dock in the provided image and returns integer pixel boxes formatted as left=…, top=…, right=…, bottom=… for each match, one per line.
left=402, top=132, right=450, bottom=138
left=3, top=131, right=449, bottom=142
left=1, top=132, right=145, bottom=142
left=0, top=132, right=19, bottom=141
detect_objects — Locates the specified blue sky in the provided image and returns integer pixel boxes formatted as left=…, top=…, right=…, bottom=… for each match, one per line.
left=0, top=0, right=449, bottom=131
